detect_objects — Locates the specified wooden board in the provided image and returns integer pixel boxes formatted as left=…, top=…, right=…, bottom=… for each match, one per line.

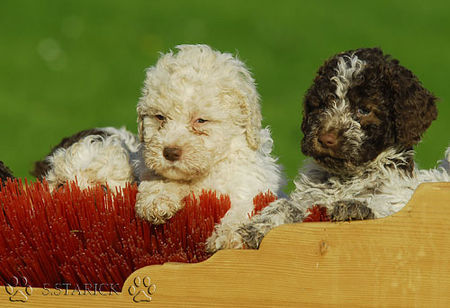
left=1, top=183, right=449, bottom=307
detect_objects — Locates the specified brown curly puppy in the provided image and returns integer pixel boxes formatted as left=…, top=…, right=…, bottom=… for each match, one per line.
left=226, top=47, right=441, bottom=250
left=302, top=47, right=437, bottom=175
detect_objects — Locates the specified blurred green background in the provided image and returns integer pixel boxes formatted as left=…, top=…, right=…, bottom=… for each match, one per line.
left=1, top=0, right=449, bottom=193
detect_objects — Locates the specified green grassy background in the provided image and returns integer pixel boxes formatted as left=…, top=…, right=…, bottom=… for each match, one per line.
left=1, top=0, right=449, bottom=193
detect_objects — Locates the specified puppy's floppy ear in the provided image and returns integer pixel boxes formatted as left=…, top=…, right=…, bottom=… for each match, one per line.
left=387, top=59, right=438, bottom=147
left=234, top=68, right=262, bottom=150
left=137, top=65, right=155, bottom=143
left=137, top=114, right=145, bottom=142
left=240, top=93, right=262, bottom=150
left=136, top=102, right=147, bottom=143
left=221, top=88, right=261, bottom=150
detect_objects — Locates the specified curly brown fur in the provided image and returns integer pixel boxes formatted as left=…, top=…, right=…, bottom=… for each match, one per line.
left=31, top=128, right=109, bottom=179
left=233, top=47, right=438, bottom=251
left=0, top=161, right=14, bottom=187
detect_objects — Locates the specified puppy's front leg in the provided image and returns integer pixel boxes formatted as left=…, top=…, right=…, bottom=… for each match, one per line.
left=329, top=200, right=375, bottom=221
left=206, top=198, right=304, bottom=252
left=135, top=180, right=190, bottom=224
left=238, top=198, right=305, bottom=249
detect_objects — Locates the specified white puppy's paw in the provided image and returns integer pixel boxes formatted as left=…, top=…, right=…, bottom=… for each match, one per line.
left=135, top=192, right=180, bottom=224
left=135, top=181, right=184, bottom=224
left=205, top=225, right=245, bottom=253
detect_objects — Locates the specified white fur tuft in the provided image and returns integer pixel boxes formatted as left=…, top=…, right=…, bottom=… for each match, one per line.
left=330, top=54, right=366, bottom=101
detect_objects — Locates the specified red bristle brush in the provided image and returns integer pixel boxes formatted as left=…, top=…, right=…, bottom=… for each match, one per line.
left=0, top=179, right=275, bottom=291
left=303, top=205, right=330, bottom=222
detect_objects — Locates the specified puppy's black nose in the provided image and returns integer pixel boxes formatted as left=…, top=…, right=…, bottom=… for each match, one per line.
left=163, top=147, right=182, bottom=161
left=319, top=133, right=338, bottom=148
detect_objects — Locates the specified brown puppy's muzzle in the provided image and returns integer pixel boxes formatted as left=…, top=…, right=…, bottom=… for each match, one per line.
left=318, top=132, right=338, bottom=150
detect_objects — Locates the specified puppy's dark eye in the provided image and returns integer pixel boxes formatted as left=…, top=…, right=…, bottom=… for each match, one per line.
left=195, top=118, right=208, bottom=124
left=155, top=114, right=165, bottom=121
left=357, top=107, right=371, bottom=116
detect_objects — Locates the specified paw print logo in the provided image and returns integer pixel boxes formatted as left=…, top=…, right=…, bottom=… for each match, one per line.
left=4, top=276, right=33, bottom=302
left=128, top=276, right=156, bottom=303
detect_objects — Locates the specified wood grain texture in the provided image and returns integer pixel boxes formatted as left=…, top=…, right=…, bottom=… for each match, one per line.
left=1, top=183, right=449, bottom=307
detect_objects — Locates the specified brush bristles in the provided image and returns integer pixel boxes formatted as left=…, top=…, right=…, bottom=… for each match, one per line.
left=248, top=190, right=277, bottom=219
left=0, top=179, right=232, bottom=290
left=0, top=179, right=274, bottom=291
left=303, top=205, right=330, bottom=222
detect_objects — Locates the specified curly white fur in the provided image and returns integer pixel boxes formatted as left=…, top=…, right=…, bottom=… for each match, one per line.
left=370, top=161, right=450, bottom=217
left=43, top=127, right=139, bottom=190
left=330, top=54, right=366, bottom=101
left=134, top=44, right=284, bottom=251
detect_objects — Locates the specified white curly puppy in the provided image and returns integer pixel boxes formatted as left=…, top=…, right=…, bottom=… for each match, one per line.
left=134, top=44, right=284, bottom=250
left=33, top=127, right=139, bottom=190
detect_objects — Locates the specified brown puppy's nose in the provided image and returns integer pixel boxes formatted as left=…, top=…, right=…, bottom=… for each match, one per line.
left=163, top=147, right=182, bottom=161
left=319, top=132, right=338, bottom=148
